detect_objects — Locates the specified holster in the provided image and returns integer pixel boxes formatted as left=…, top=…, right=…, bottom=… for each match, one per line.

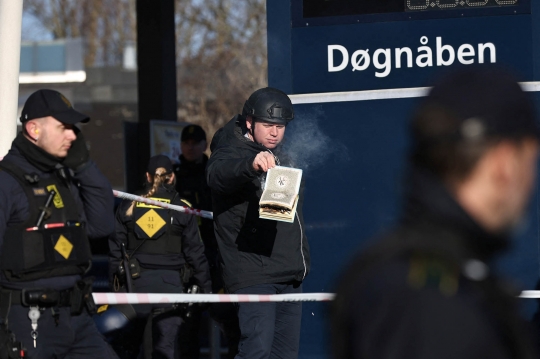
left=0, top=325, right=25, bottom=359
left=70, top=277, right=96, bottom=315
left=0, top=291, right=25, bottom=359
left=180, top=264, right=193, bottom=284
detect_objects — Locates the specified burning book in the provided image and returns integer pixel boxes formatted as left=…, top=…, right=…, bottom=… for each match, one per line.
left=259, top=166, right=303, bottom=223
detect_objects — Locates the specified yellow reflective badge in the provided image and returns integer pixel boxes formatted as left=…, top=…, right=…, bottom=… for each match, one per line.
left=54, top=235, right=73, bottom=259
left=46, top=185, right=64, bottom=208
left=97, top=305, right=109, bottom=313
left=136, top=197, right=170, bottom=209
left=136, top=209, right=166, bottom=238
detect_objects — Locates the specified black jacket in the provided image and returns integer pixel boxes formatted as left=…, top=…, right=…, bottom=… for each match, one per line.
left=174, top=155, right=217, bottom=263
left=206, top=115, right=310, bottom=292
left=331, top=166, right=538, bottom=359
left=0, top=138, right=115, bottom=290
left=110, top=185, right=211, bottom=293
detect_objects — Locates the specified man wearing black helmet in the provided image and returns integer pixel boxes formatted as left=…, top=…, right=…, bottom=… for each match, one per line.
left=206, top=87, right=310, bottom=359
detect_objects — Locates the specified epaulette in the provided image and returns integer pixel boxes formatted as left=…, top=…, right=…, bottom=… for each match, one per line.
left=180, top=198, right=192, bottom=208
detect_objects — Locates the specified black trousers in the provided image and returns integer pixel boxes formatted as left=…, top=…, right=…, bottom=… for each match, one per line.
left=8, top=304, right=118, bottom=359
left=233, top=282, right=303, bottom=359
left=133, top=269, right=183, bottom=359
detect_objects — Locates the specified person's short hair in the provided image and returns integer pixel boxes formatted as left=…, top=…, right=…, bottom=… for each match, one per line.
left=21, top=89, right=89, bottom=124
left=181, top=124, right=206, bottom=143
left=411, top=66, right=540, bottom=183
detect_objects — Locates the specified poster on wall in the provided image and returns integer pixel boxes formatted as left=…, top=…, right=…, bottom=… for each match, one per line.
left=150, top=120, right=190, bottom=163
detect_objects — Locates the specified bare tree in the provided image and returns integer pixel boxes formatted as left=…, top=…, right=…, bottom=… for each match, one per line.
left=23, top=0, right=268, bottom=139
left=175, top=0, right=268, bottom=139
left=23, top=0, right=136, bottom=67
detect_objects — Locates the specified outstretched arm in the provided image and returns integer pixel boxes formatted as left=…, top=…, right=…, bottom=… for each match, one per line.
left=207, top=148, right=277, bottom=194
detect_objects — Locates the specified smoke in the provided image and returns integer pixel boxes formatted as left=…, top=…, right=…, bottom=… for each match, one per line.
left=281, top=106, right=349, bottom=172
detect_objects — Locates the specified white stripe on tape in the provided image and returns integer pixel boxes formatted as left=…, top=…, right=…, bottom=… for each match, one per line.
left=92, top=292, right=336, bottom=305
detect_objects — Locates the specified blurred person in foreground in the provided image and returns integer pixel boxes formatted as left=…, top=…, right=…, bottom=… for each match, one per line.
left=206, top=87, right=310, bottom=359
left=0, top=89, right=117, bottom=357
left=331, top=67, right=540, bottom=359
left=174, top=125, right=240, bottom=359
left=110, top=155, right=211, bottom=359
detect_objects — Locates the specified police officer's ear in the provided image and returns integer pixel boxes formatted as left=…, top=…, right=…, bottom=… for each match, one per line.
left=146, top=172, right=152, bottom=183
left=24, top=120, right=40, bottom=142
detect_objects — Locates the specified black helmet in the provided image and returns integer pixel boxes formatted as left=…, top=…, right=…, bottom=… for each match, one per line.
left=242, top=87, right=294, bottom=125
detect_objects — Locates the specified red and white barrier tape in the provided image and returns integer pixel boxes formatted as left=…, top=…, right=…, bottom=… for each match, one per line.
left=92, top=291, right=540, bottom=303
left=113, top=190, right=213, bottom=219
left=92, top=292, right=335, bottom=305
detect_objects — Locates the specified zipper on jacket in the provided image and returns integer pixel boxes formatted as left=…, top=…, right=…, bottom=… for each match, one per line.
left=296, top=212, right=307, bottom=280
left=265, top=148, right=305, bottom=278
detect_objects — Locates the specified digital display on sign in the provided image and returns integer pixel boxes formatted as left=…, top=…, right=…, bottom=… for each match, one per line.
left=406, top=0, right=518, bottom=11
left=303, top=0, right=518, bottom=17
left=304, top=0, right=402, bottom=17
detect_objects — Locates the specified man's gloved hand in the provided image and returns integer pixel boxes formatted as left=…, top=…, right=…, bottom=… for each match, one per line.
left=63, top=127, right=90, bottom=171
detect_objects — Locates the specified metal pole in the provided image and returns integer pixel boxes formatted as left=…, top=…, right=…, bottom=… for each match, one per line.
left=209, top=319, right=222, bottom=359
left=0, top=0, right=22, bottom=158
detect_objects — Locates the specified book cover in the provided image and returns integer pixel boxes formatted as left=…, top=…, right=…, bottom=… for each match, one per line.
left=259, top=166, right=302, bottom=223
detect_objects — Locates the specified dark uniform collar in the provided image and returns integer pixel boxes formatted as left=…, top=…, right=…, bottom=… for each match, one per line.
left=401, top=165, right=509, bottom=262
left=178, top=154, right=208, bottom=168
left=12, top=131, right=63, bottom=173
left=141, top=182, right=177, bottom=196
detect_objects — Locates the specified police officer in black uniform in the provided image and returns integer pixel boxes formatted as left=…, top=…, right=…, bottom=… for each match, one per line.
left=174, top=125, right=217, bottom=281
left=0, top=89, right=117, bottom=358
left=110, top=154, right=211, bottom=359
left=331, top=67, right=540, bottom=359
left=174, top=125, right=240, bottom=359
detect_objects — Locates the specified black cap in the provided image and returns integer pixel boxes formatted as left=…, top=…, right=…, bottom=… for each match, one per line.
left=181, top=124, right=206, bottom=143
left=414, top=66, right=540, bottom=145
left=147, top=155, right=173, bottom=175
left=20, top=89, right=89, bottom=124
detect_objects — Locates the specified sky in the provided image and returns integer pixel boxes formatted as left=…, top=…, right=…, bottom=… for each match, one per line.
left=21, top=12, right=53, bottom=42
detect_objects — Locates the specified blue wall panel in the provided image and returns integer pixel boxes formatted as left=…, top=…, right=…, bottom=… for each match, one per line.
left=268, top=3, right=540, bottom=358
left=288, top=95, right=540, bottom=359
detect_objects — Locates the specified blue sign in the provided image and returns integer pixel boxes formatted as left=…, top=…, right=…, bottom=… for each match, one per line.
left=291, top=15, right=532, bottom=93
left=267, top=2, right=540, bottom=358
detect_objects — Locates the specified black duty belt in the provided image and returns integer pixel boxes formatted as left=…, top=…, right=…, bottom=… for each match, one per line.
left=8, top=287, right=73, bottom=307
left=0, top=277, right=96, bottom=315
